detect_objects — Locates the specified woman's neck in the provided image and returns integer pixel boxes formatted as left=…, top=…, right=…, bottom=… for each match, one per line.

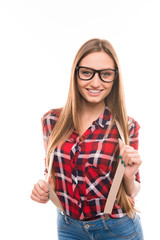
left=80, top=100, right=106, bottom=122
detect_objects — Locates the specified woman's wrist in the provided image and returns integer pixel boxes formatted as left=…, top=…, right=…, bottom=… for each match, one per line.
left=123, top=175, right=135, bottom=182
left=123, top=175, right=140, bottom=197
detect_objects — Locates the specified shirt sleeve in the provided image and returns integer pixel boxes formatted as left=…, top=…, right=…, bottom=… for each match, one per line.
left=41, top=113, right=50, bottom=174
left=128, top=118, right=141, bottom=183
left=41, top=109, right=60, bottom=174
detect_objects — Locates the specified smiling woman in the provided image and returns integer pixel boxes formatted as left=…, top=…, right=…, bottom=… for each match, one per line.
left=77, top=52, right=115, bottom=107
left=31, top=38, right=144, bottom=240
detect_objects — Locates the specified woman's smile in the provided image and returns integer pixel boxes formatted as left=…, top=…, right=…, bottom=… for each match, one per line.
left=86, top=88, right=104, bottom=96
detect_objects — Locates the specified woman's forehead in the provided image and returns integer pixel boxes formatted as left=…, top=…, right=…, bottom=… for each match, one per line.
left=79, top=52, right=115, bottom=69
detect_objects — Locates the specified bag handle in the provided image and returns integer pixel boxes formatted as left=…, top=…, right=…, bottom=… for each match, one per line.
left=103, top=120, right=126, bottom=215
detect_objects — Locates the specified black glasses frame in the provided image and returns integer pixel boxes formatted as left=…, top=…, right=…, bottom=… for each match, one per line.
left=76, top=66, right=118, bottom=83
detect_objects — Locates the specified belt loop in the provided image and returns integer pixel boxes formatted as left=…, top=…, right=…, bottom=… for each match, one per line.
left=64, top=213, right=69, bottom=224
left=60, top=210, right=69, bottom=225
left=101, top=215, right=109, bottom=230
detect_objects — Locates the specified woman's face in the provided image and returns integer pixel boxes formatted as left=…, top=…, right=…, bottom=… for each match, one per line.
left=77, top=52, right=115, bottom=106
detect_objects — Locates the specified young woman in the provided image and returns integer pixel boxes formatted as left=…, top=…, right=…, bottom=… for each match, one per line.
left=31, top=38, right=144, bottom=239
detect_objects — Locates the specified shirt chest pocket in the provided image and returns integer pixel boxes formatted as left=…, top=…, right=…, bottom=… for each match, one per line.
left=84, top=140, right=117, bottom=200
left=85, top=161, right=112, bottom=200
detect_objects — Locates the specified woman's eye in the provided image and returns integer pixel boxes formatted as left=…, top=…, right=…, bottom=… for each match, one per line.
left=102, top=72, right=110, bottom=77
left=82, top=71, right=92, bottom=75
left=101, top=70, right=114, bottom=78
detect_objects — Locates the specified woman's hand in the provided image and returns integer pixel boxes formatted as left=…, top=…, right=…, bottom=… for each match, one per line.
left=30, top=175, right=54, bottom=204
left=118, top=138, right=142, bottom=197
left=119, top=138, right=142, bottom=180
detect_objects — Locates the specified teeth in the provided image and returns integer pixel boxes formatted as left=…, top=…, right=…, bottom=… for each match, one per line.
left=88, top=89, right=101, bottom=93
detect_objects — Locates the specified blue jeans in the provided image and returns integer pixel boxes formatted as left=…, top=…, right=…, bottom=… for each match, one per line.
left=57, top=210, right=144, bottom=240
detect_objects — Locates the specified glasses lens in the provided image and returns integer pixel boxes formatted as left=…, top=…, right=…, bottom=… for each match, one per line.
left=78, top=67, right=94, bottom=80
left=100, top=70, right=116, bottom=82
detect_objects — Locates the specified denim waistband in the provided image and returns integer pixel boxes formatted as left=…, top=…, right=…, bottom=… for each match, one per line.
left=57, top=209, right=143, bottom=240
left=57, top=209, right=134, bottom=228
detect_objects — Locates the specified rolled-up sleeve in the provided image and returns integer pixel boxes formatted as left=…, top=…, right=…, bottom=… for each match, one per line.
left=41, top=113, right=50, bottom=173
left=41, top=108, right=61, bottom=173
left=128, top=118, right=141, bottom=183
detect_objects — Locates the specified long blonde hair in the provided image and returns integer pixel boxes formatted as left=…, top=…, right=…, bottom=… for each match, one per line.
left=44, top=38, right=135, bottom=217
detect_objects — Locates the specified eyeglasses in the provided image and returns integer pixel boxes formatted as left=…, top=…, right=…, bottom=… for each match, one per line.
left=76, top=66, right=118, bottom=83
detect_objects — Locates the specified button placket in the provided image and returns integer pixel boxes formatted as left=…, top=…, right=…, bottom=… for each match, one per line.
left=70, top=136, right=82, bottom=204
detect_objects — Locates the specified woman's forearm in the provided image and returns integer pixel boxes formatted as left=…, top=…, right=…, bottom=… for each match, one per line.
left=123, top=176, right=141, bottom=197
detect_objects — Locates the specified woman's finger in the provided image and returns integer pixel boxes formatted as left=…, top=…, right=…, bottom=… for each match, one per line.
left=31, top=187, right=49, bottom=202
left=127, top=157, right=142, bottom=166
left=118, top=138, right=125, bottom=157
left=30, top=191, right=49, bottom=203
left=38, top=180, right=50, bottom=193
left=33, top=185, right=49, bottom=199
left=34, top=183, right=48, bottom=197
left=30, top=179, right=50, bottom=203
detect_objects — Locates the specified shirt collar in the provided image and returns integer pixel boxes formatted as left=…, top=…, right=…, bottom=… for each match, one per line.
left=94, top=106, right=112, bottom=128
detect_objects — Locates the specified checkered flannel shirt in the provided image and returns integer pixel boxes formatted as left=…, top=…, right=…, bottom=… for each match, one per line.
left=42, top=106, right=140, bottom=220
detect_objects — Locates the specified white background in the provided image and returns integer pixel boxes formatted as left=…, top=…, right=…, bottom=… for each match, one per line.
left=0, top=0, right=159, bottom=239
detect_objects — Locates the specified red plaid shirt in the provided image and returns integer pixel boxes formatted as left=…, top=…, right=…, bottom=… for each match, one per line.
left=42, top=106, right=140, bottom=220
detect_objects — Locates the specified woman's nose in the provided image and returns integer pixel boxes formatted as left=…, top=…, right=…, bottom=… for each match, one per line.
left=90, top=73, right=101, bottom=87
